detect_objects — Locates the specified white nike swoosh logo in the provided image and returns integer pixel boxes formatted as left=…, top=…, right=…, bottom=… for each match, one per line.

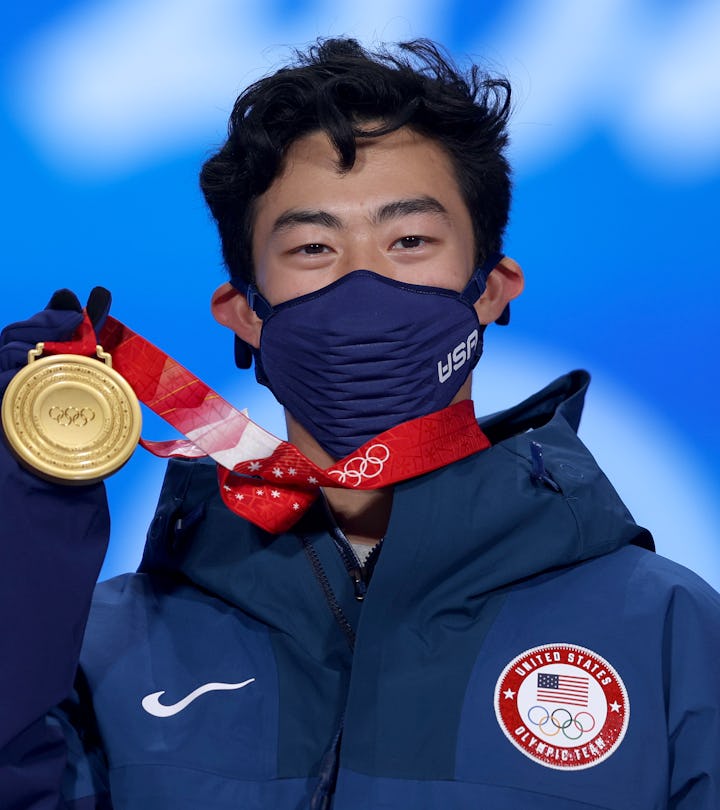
left=141, top=679, right=256, bottom=718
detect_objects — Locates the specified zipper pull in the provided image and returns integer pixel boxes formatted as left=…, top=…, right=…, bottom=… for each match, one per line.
left=350, top=568, right=367, bottom=601
left=530, top=441, right=561, bottom=493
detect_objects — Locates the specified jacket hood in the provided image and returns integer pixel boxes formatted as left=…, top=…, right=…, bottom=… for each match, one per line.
left=139, top=370, right=653, bottom=637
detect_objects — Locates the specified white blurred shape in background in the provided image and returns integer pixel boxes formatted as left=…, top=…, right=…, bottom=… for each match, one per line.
left=7, top=0, right=720, bottom=179
left=7, top=0, right=442, bottom=176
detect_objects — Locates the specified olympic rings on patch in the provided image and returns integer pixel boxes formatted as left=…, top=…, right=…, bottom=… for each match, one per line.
left=527, top=705, right=551, bottom=726
left=574, top=711, right=596, bottom=733
left=327, top=443, right=391, bottom=487
left=526, top=705, right=597, bottom=740
left=550, top=708, right=574, bottom=732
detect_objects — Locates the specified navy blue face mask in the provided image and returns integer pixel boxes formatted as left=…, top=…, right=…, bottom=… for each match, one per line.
left=233, top=252, right=505, bottom=459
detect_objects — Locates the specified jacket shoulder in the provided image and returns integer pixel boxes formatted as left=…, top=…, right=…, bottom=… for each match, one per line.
left=626, top=545, right=720, bottom=614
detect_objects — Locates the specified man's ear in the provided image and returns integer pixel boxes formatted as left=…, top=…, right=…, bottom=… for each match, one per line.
left=474, top=257, right=524, bottom=325
left=210, top=282, right=263, bottom=349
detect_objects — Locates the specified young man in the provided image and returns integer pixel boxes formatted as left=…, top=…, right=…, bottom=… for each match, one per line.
left=1, top=38, right=718, bottom=809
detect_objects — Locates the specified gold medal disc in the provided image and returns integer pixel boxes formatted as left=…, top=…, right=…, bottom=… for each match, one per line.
left=1, top=351, right=142, bottom=484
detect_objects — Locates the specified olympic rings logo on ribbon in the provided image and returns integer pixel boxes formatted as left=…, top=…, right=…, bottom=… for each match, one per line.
left=48, top=405, right=97, bottom=427
left=327, top=443, right=391, bottom=487
left=526, top=705, right=596, bottom=741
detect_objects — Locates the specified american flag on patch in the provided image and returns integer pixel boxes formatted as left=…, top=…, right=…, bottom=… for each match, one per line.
left=537, top=673, right=589, bottom=706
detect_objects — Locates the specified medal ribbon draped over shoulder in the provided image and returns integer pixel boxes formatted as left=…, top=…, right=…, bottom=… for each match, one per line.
left=42, top=315, right=490, bottom=533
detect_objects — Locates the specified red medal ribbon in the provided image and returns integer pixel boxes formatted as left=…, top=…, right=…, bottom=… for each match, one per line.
left=43, top=314, right=490, bottom=533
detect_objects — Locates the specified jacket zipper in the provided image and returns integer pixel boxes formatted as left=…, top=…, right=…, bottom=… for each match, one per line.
left=332, top=535, right=368, bottom=601
left=300, top=535, right=356, bottom=650
left=330, top=529, right=384, bottom=602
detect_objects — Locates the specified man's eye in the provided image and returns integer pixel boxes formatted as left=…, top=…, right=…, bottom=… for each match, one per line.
left=392, top=236, right=425, bottom=249
left=299, top=243, right=328, bottom=255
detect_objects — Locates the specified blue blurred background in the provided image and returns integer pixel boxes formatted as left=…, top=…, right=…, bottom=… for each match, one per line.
left=2, top=0, right=718, bottom=586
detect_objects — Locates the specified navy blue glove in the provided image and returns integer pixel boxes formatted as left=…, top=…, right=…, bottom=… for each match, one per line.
left=0, top=287, right=111, bottom=391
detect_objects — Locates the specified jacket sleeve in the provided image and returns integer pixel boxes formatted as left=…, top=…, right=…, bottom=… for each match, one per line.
left=665, top=572, right=720, bottom=808
left=0, top=291, right=115, bottom=806
left=0, top=437, right=111, bottom=808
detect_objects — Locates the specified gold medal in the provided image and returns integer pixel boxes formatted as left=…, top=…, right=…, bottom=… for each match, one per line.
left=1, top=344, right=141, bottom=484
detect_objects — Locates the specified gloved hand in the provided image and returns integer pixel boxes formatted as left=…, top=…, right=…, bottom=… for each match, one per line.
left=0, top=287, right=111, bottom=393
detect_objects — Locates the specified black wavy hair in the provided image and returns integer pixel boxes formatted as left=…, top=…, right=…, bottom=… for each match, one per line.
left=200, top=38, right=512, bottom=282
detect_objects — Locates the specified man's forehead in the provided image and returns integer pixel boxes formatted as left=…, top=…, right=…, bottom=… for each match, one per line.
left=278, top=125, right=452, bottom=179
left=254, top=127, right=464, bottom=224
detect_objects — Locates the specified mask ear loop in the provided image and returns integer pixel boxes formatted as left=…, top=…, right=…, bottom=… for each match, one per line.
left=459, top=252, right=510, bottom=325
left=229, top=276, right=275, bottom=370
left=230, top=277, right=274, bottom=320
left=456, top=251, right=508, bottom=372
left=234, top=335, right=253, bottom=370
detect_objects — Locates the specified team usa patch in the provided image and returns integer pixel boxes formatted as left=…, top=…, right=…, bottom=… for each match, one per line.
left=494, top=643, right=629, bottom=770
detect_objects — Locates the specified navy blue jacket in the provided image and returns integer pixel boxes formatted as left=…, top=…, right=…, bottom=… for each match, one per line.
left=2, top=371, right=719, bottom=808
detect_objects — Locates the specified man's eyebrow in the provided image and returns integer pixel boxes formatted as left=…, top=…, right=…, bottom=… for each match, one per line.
left=270, top=196, right=449, bottom=236
left=271, top=209, right=343, bottom=234
left=372, top=196, right=449, bottom=224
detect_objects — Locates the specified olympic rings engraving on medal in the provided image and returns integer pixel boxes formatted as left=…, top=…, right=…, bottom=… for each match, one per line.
left=526, top=705, right=596, bottom=741
left=327, top=443, right=391, bottom=487
left=48, top=405, right=97, bottom=427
